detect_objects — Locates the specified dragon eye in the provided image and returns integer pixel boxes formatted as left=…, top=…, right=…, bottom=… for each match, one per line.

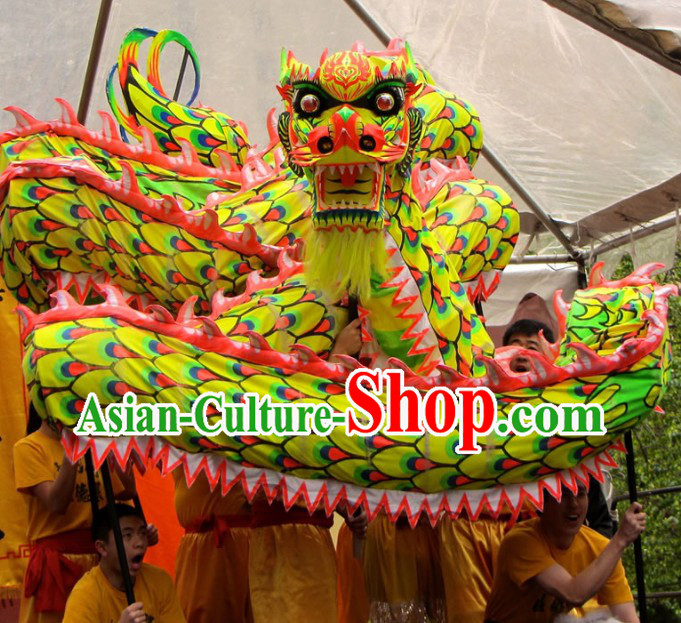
left=300, top=94, right=321, bottom=114
left=375, top=92, right=395, bottom=113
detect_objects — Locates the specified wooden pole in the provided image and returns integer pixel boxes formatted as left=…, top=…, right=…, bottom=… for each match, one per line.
left=77, top=0, right=113, bottom=124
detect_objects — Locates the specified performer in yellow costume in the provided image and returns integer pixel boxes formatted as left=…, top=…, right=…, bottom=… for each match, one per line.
left=363, top=513, right=445, bottom=623
left=66, top=563, right=183, bottom=623
left=248, top=496, right=338, bottom=623
left=336, top=523, right=370, bottom=623
left=13, top=412, right=131, bottom=623
left=173, top=470, right=252, bottom=623
left=438, top=513, right=510, bottom=623
left=437, top=314, right=554, bottom=623
left=485, top=483, right=641, bottom=623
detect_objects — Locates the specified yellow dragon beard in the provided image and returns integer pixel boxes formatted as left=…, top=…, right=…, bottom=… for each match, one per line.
left=304, top=227, right=386, bottom=302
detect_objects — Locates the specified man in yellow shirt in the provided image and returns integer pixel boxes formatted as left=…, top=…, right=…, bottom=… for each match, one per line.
left=484, top=482, right=644, bottom=623
left=13, top=412, right=136, bottom=623
left=63, top=504, right=185, bottom=623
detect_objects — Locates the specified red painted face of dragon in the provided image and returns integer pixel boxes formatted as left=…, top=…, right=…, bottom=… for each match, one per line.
left=278, top=43, right=423, bottom=233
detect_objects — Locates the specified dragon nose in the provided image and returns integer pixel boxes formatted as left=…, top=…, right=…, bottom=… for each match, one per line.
left=330, top=106, right=360, bottom=146
left=336, top=106, right=355, bottom=123
left=310, top=107, right=384, bottom=155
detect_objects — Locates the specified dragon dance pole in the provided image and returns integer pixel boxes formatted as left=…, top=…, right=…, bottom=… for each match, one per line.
left=348, top=297, right=365, bottom=560
left=83, top=450, right=100, bottom=522
left=173, top=49, right=191, bottom=102
left=77, top=0, right=113, bottom=124
left=100, top=459, right=136, bottom=605
left=624, top=431, right=647, bottom=622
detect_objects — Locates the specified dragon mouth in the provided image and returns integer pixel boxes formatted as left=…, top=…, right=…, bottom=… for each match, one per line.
left=313, top=163, right=385, bottom=228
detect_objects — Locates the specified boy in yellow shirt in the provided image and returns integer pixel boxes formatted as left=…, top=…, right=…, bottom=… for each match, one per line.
left=64, top=504, right=185, bottom=623
left=485, top=482, right=644, bottom=623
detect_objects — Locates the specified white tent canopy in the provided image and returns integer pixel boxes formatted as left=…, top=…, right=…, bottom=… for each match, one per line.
left=1, top=0, right=680, bottom=310
left=358, top=0, right=681, bottom=260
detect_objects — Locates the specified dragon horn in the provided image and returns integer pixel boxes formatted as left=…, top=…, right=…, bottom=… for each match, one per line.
left=279, top=48, right=311, bottom=86
left=4, top=106, right=39, bottom=129
left=402, top=41, right=418, bottom=80
left=588, top=261, right=605, bottom=287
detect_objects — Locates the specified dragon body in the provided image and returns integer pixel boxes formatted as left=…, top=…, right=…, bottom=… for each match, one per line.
left=0, top=30, right=673, bottom=521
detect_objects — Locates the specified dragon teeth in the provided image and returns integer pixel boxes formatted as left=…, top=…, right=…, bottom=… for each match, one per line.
left=327, top=200, right=369, bottom=209
left=318, top=163, right=378, bottom=176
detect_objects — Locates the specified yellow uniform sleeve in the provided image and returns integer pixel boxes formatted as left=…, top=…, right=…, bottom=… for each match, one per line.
left=597, top=558, right=634, bottom=606
left=156, top=568, right=187, bottom=623
left=13, top=437, right=54, bottom=492
left=498, top=525, right=556, bottom=588
left=63, top=573, right=103, bottom=623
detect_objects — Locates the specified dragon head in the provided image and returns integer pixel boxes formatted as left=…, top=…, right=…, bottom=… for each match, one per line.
left=278, top=42, right=423, bottom=231
left=277, top=41, right=424, bottom=299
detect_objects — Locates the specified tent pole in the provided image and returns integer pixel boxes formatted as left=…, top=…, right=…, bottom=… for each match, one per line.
left=343, top=0, right=392, bottom=44
left=542, top=0, right=681, bottom=78
left=481, top=145, right=582, bottom=261
left=77, top=0, right=113, bottom=124
left=509, top=254, right=574, bottom=264
left=592, top=214, right=678, bottom=258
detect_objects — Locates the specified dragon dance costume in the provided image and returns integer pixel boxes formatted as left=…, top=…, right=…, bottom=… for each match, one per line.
left=0, top=27, right=675, bottom=623
left=173, top=471, right=251, bottom=622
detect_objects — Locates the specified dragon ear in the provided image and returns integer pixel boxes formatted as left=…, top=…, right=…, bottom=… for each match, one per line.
left=280, top=48, right=311, bottom=86
left=277, top=112, right=303, bottom=177
left=397, top=108, right=424, bottom=178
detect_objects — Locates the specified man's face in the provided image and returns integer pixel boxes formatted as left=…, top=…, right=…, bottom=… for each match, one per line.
left=542, top=483, right=589, bottom=539
left=100, top=515, right=148, bottom=576
left=506, top=332, right=541, bottom=373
